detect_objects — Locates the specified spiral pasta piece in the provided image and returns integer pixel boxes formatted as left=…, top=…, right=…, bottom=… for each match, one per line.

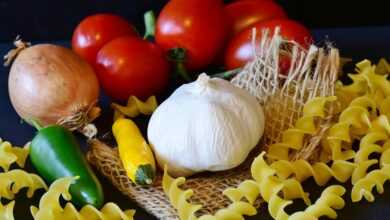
left=379, top=97, right=390, bottom=119
left=350, top=131, right=388, bottom=184
left=162, top=167, right=257, bottom=220
left=268, top=96, right=337, bottom=160
left=289, top=185, right=346, bottom=220
left=337, top=60, right=390, bottom=104
left=270, top=159, right=355, bottom=186
left=197, top=202, right=257, bottom=220
left=370, top=114, right=390, bottom=134
left=0, top=170, right=47, bottom=220
left=376, top=58, right=390, bottom=75
left=324, top=96, right=375, bottom=161
left=30, top=176, right=135, bottom=220
left=351, top=148, right=390, bottom=202
left=0, top=169, right=47, bottom=200
left=223, top=180, right=260, bottom=205
left=162, top=168, right=202, bottom=220
left=250, top=152, right=314, bottom=220
left=112, top=96, right=158, bottom=120
left=0, top=139, right=29, bottom=171
left=0, top=201, right=15, bottom=220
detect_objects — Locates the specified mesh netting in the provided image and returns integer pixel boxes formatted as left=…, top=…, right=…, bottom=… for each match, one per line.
left=86, top=29, right=339, bottom=219
left=231, top=29, right=339, bottom=160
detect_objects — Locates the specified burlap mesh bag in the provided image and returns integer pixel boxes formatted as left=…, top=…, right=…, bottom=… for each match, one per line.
left=86, top=29, right=339, bottom=219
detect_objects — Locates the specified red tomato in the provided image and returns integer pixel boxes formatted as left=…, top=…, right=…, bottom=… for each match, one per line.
left=224, top=19, right=312, bottom=72
left=156, top=0, right=228, bottom=71
left=72, top=14, right=138, bottom=67
left=225, top=0, right=287, bottom=37
left=95, top=37, right=170, bottom=100
left=235, top=0, right=274, bottom=1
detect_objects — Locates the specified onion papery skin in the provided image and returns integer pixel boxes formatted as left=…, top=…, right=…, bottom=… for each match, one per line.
left=8, top=44, right=99, bottom=127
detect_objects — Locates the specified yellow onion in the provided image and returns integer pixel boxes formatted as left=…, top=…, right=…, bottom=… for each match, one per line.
left=6, top=40, right=100, bottom=137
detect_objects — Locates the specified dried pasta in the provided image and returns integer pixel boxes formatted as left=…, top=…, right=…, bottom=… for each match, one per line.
left=0, top=201, right=15, bottom=220
left=267, top=96, right=337, bottom=160
left=0, top=138, right=30, bottom=171
left=337, top=60, right=390, bottom=105
left=323, top=97, right=372, bottom=161
left=330, top=95, right=390, bottom=184
left=112, top=96, right=158, bottom=120
left=223, top=180, right=260, bottom=205
left=162, top=167, right=258, bottom=220
left=270, top=159, right=355, bottom=186
left=197, top=202, right=257, bottom=220
left=31, top=176, right=135, bottom=220
left=351, top=131, right=388, bottom=184
left=0, top=170, right=47, bottom=220
left=289, top=185, right=346, bottom=220
left=376, top=58, right=390, bottom=75
left=250, top=152, right=313, bottom=220
left=351, top=148, right=390, bottom=202
left=0, top=169, right=47, bottom=200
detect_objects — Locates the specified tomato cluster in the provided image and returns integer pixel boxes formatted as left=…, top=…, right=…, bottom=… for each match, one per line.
left=72, top=0, right=312, bottom=101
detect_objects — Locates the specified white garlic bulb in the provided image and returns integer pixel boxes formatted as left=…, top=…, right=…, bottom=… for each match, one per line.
left=147, top=73, right=264, bottom=177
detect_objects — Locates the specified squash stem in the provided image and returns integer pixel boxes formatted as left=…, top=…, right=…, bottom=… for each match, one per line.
left=145, top=178, right=153, bottom=185
left=144, top=10, right=156, bottom=40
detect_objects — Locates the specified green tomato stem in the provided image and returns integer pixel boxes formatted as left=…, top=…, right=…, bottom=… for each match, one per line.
left=175, top=62, right=192, bottom=82
left=144, top=10, right=156, bottom=40
left=211, top=67, right=242, bottom=79
left=167, top=48, right=192, bottom=82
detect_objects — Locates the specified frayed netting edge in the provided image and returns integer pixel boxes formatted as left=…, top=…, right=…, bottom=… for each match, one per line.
left=231, top=28, right=339, bottom=161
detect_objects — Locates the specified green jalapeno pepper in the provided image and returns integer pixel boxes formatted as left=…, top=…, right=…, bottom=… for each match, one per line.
left=30, top=124, right=104, bottom=208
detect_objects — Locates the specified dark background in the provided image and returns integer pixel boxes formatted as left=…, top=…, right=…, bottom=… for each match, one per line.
left=1, top=1, right=390, bottom=220
left=0, top=0, right=390, bottom=41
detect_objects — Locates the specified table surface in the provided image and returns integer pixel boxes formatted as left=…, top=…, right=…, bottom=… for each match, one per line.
left=1, top=26, right=390, bottom=220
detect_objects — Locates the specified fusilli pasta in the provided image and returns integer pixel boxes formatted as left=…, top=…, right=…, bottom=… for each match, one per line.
left=162, top=167, right=258, bottom=220
left=0, top=201, right=15, bottom=220
left=270, top=159, right=355, bottom=186
left=267, top=96, right=337, bottom=160
left=0, top=169, right=47, bottom=200
left=31, top=176, right=135, bottom=220
left=0, top=139, right=29, bottom=171
left=351, top=148, right=390, bottom=202
left=250, top=152, right=311, bottom=220
left=289, top=185, right=346, bottom=220
left=112, top=96, right=157, bottom=120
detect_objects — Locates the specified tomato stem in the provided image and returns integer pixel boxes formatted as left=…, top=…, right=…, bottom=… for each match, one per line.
left=175, top=62, right=191, bottom=81
left=211, top=67, right=242, bottom=79
left=167, top=48, right=192, bottom=82
left=144, top=10, right=156, bottom=40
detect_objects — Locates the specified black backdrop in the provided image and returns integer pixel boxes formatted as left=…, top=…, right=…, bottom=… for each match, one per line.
left=0, top=0, right=390, bottom=41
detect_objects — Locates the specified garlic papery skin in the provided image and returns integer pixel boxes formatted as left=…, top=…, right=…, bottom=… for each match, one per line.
left=147, top=73, right=265, bottom=177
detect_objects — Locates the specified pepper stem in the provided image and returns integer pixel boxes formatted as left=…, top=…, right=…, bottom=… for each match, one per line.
left=30, top=119, right=43, bottom=131
left=167, top=47, right=192, bottom=82
left=143, top=10, right=156, bottom=40
left=211, top=67, right=242, bottom=79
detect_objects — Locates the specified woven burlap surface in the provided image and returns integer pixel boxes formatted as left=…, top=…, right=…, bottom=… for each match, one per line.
left=86, top=29, right=340, bottom=219
left=87, top=139, right=261, bottom=220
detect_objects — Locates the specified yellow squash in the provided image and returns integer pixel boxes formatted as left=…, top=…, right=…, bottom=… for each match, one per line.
left=112, top=118, right=156, bottom=185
